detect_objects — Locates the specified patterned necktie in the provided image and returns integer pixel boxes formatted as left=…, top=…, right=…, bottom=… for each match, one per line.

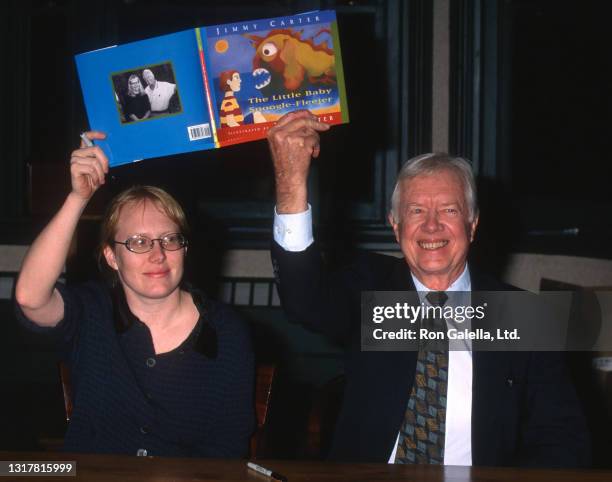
left=394, top=290, right=448, bottom=464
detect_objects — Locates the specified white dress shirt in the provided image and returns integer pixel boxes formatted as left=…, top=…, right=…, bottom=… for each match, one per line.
left=273, top=206, right=473, bottom=466
left=145, top=81, right=176, bottom=112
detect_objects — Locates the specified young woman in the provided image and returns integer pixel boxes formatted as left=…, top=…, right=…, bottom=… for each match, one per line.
left=123, top=74, right=151, bottom=122
left=15, top=132, right=254, bottom=457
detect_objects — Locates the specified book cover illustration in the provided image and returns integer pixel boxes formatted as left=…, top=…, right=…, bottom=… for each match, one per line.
left=75, top=10, right=348, bottom=167
left=202, top=10, right=349, bottom=147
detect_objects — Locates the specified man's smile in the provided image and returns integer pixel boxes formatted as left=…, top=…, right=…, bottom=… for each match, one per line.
left=417, top=240, right=449, bottom=250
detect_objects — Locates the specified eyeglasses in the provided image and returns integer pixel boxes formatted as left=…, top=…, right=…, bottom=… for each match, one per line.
left=113, top=233, right=187, bottom=254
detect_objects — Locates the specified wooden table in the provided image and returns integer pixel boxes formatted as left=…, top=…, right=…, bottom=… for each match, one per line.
left=1, top=452, right=610, bottom=481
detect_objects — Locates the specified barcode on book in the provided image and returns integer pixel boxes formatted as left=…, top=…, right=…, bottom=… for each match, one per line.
left=187, top=124, right=211, bottom=141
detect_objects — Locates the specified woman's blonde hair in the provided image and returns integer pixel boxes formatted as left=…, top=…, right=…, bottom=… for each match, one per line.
left=97, top=185, right=189, bottom=279
left=127, top=74, right=144, bottom=96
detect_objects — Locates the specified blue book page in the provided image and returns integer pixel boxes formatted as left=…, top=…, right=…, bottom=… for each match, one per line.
left=75, top=29, right=214, bottom=167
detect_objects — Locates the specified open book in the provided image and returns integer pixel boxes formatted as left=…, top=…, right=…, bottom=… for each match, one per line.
left=75, top=10, right=349, bottom=167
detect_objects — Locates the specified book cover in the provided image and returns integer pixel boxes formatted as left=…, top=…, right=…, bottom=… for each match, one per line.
left=202, top=10, right=349, bottom=147
left=75, top=29, right=216, bottom=167
left=75, top=10, right=348, bottom=167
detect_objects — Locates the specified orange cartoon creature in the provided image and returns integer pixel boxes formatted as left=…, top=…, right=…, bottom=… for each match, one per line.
left=244, top=29, right=336, bottom=91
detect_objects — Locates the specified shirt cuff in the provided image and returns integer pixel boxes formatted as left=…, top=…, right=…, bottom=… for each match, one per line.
left=273, top=205, right=314, bottom=252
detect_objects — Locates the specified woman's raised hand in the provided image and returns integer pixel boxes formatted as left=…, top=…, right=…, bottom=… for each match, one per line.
left=69, top=131, right=109, bottom=201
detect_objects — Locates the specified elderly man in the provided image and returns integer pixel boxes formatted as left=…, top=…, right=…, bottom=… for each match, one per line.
left=268, top=110, right=590, bottom=467
left=142, top=69, right=176, bottom=115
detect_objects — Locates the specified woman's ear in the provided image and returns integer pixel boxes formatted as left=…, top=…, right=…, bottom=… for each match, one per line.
left=103, top=245, right=119, bottom=271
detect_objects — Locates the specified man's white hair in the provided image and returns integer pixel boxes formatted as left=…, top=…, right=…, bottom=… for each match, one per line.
left=389, top=152, right=478, bottom=223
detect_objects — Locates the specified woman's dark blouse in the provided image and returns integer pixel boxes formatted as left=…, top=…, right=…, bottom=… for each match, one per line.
left=124, top=94, right=150, bottom=121
left=16, top=282, right=254, bottom=457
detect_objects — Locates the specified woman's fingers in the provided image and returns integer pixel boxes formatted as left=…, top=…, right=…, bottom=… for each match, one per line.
left=70, top=142, right=109, bottom=197
left=79, top=131, right=107, bottom=146
left=71, top=162, right=99, bottom=187
left=72, top=158, right=104, bottom=186
left=71, top=146, right=109, bottom=173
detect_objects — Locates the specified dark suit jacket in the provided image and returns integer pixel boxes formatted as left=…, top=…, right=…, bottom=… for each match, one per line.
left=271, top=241, right=590, bottom=467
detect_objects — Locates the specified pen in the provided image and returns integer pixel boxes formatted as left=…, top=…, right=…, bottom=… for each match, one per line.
left=80, top=132, right=94, bottom=147
left=246, top=462, right=288, bottom=481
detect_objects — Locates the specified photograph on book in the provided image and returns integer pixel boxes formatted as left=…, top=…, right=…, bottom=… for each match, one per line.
left=111, top=61, right=183, bottom=124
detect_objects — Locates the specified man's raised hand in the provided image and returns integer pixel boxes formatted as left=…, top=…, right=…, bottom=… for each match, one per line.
left=267, top=110, right=330, bottom=213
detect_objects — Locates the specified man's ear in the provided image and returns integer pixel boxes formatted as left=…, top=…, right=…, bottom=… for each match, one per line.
left=388, top=212, right=401, bottom=244
left=103, top=245, right=119, bottom=271
left=469, top=213, right=480, bottom=243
